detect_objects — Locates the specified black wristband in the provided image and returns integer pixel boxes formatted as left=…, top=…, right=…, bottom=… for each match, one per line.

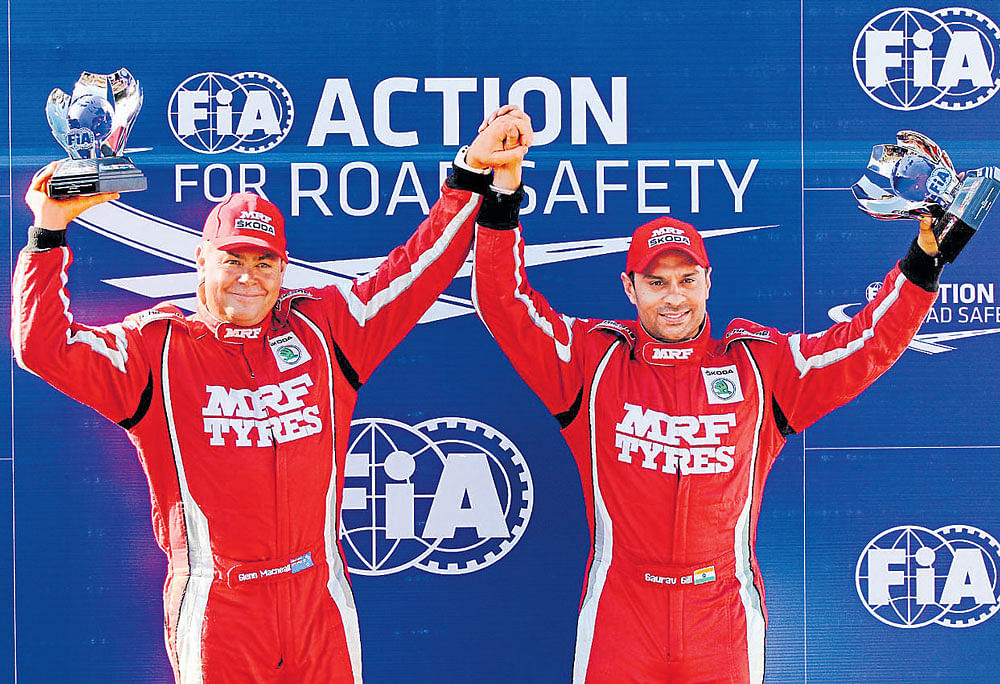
left=447, top=164, right=493, bottom=196
left=899, top=237, right=944, bottom=292
left=25, top=226, right=68, bottom=252
left=476, top=185, right=524, bottom=230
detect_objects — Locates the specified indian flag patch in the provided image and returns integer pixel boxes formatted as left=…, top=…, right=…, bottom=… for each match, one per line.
left=693, top=565, right=716, bottom=585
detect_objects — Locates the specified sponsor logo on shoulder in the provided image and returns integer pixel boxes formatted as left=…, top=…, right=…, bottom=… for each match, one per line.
left=277, top=288, right=318, bottom=305
left=726, top=327, right=771, bottom=341
left=593, top=320, right=636, bottom=345
left=130, top=308, right=186, bottom=328
left=701, top=365, right=744, bottom=404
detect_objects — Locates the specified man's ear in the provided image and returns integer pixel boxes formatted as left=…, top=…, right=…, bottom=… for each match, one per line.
left=621, top=272, right=638, bottom=306
left=195, top=243, right=208, bottom=282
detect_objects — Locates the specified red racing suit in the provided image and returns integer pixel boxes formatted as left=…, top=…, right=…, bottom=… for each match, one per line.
left=12, top=179, right=482, bottom=684
left=472, top=223, right=938, bottom=684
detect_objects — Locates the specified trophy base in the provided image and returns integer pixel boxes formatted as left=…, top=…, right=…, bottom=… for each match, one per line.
left=48, top=156, right=147, bottom=198
left=934, top=174, right=1000, bottom=263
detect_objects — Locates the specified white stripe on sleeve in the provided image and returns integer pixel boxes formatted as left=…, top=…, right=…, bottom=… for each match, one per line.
left=788, top=272, right=906, bottom=378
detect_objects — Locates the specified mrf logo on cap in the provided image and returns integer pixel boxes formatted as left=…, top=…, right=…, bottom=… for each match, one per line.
left=203, top=192, right=288, bottom=261
left=626, top=217, right=709, bottom=274
left=648, top=225, right=691, bottom=248
left=234, top=210, right=276, bottom=235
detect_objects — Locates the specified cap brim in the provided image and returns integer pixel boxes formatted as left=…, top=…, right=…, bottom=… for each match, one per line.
left=211, top=236, right=288, bottom=261
left=629, top=245, right=709, bottom=273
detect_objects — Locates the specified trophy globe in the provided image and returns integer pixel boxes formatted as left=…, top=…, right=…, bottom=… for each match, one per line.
left=65, top=94, right=115, bottom=158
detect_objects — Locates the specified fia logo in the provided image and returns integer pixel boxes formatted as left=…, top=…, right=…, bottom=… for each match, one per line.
left=66, top=128, right=96, bottom=151
left=339, top=417, right=532, bottom=575
left=927, top=166, right=956, bottom=197
left=168, top=71, right=295, bottom=153
left=853, top=8, right=1000, bottom=111
left=856, top=525, right=1000, bottom=627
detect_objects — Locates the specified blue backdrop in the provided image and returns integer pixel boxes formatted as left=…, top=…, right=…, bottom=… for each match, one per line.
left=5, top=2, right=1000, bottom=682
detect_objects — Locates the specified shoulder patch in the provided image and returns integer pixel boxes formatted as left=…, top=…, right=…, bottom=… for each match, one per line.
left=276, top=288, right=320, bottom=312
left=276, top=288, right=321, bottom=305
left=125, top=305, right=187, bottom=330
left=275, top=288, right=322, bottom=318
left=723, top=318, right=778, bottom=347
left=591, top=320, right=636, bottom=348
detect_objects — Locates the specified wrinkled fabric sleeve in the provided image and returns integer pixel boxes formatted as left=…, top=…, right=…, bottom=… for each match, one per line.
left=472, top=224, right=586, bottom=418
left=771, top=261, right=937, bottom=432
left=315, top=179, right=482, bottom=384
left=13, top=245, right=152, bottom=425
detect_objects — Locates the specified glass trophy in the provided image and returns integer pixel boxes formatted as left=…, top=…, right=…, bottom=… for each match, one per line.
left=45, top=68, right=146, bottom=198
left=853, top=131, right=999, bottom=263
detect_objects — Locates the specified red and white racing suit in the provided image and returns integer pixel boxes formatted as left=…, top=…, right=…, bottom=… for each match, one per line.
left=473, top=223, right=938, bottom=684
left=12, top=179, right=482, bottom=684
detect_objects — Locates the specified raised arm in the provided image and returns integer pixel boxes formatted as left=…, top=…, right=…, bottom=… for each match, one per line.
left=13, top=163, right=152, bottom=425
left=470, top=108, right=587, bottom=418
left=770, top=217, right=942, bottom=432
left=320, top=110, right=534, bottom=384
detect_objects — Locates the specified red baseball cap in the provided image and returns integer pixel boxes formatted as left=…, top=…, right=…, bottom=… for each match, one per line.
left=625, top=217, right=709, bottom=274
left=202, top=192, right=288, bottom=261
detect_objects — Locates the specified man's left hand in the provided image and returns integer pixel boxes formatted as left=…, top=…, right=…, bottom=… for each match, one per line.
left=26, top=161, right=119, bottom=231
left=917, top=215, right=939, bottom=256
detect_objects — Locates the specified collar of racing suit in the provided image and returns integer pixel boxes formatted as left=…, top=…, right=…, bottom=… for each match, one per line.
left=634, top=315, right=713, bottom=366
left=190, top=289, right=316, bottom=343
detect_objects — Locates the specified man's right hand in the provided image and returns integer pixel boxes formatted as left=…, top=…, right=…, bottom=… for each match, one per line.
left=465, top=106, right=534, bottom=190
left=26, top=162, right=119, bottom=231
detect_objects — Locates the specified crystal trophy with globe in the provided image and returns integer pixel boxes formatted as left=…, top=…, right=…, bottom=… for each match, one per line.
left=45, top=68, right=146, bottom=197
left=853, top=130, right=1000, bottom=263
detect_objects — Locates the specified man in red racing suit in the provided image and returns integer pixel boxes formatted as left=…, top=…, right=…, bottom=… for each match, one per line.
left=470, top=110, right=941, bottom=684
left=12, top=113, right=531, bottom=684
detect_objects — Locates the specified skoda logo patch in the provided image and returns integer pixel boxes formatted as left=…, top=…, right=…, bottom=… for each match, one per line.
left=269, top=331, right=312, bottom=371
left=712, top=378, right=736, bottom=400
left=701, top=365, right=744, bottom=405
left=278, top=345, right=301, bottom=364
